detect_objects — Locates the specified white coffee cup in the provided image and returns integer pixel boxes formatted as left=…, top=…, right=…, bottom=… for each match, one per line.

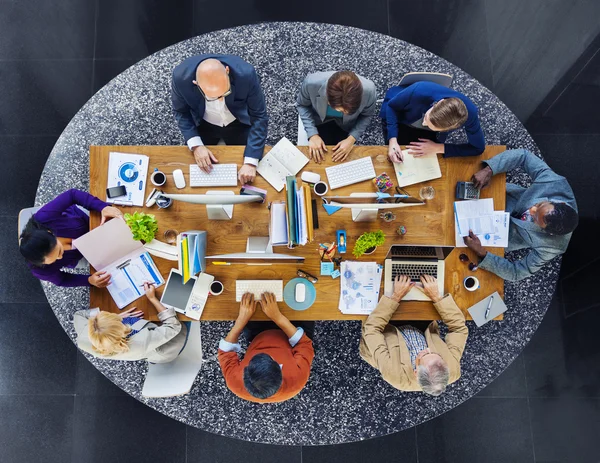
left=463, top=276, right=480, bottom=292
left=313, top=181, right=328, bottom=196
left=151, top=169, right=166, bottom=186
left=209, top=280, right=224, bottom=296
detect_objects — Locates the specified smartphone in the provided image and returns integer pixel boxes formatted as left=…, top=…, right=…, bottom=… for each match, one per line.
left=106, top=185, right=127, bottom=199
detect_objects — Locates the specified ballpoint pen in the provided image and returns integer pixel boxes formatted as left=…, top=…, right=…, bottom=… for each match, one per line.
left=485, top=295, right=494, bottom=319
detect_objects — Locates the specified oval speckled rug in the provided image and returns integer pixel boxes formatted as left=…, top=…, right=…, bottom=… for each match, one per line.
left=36, top=22, right=557, bottom=445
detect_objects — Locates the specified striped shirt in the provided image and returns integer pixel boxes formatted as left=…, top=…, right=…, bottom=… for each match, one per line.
left=398, top=325, right=428, bottom=368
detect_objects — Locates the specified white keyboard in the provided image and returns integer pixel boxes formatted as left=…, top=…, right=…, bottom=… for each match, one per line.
left=235, top=280, right=283, bottom=302
left=325, top=156, right=376, bottom=190
left=189, top=164, right=238, bottom=187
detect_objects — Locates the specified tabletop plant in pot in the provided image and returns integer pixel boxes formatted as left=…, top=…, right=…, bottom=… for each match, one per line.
left=352, top=230, right=385, bottom=258
left=124, top=211, right=158, bottom=244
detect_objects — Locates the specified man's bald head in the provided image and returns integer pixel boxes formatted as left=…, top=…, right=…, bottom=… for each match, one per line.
left=195, top=59, right=230, bottom=100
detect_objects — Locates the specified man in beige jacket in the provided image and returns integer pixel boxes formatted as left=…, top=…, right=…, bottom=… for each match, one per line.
left=359, top=275, right=468, bottom=396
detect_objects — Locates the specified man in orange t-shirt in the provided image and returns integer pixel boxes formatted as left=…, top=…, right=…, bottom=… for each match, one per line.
left=218, top=292, right=315, bottom=403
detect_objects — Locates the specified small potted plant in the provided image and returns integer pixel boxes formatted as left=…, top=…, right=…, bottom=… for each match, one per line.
left=352, top=230, right=385, bottom=258
left=124, top=211, right=159, bottom=244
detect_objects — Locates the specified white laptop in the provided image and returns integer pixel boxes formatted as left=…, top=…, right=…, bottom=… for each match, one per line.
left=383, top=245, right=453, bottom=301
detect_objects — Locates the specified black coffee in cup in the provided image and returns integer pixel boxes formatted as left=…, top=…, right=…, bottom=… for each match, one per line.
left=210, top=281, right=224, bottom=295
left=152, top=172, right=166, bottom=184
left=314, top=181, right=328, bottom=195
left=464, top=277, right=476, bottom=288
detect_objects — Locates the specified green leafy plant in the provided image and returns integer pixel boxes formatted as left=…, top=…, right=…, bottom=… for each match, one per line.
left=124, top=211, right=158, bottom=243
left=352, top=230, right=386, bottom=258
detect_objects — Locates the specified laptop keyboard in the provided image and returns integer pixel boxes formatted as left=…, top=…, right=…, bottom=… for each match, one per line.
left=390, top=246, right=438, bottom=258
left=391, top=263, right=438, bottom=282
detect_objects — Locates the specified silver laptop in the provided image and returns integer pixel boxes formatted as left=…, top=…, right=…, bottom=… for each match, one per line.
left=383, top=245, right=453, bottom=301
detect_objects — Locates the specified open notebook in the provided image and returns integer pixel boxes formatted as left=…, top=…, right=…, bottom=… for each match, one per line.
left=393, top=149, right=441, bottom=187
left=257, top=137, right=309, bottom=191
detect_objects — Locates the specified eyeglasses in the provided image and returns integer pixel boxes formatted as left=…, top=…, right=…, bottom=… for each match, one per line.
left=297, top=269, right=318, bottom=284
left=459, top=253, right=478, bottom=271
left=196, top=75, right=232, bottom=102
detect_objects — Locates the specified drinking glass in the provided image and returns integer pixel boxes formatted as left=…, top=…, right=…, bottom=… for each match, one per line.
left=419, top=186, right=436, bottom=200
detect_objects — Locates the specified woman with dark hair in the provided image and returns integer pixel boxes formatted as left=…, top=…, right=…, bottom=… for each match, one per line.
left=19, top=189, right=123, bottom=287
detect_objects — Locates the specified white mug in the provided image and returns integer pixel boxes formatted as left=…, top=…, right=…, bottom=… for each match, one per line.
left=313, top=181, right=328, bottom=196
left=463, top=276, right=480, bottom=292
left=209, top=280, right=224, bottom=296
left=151, top=169, right=167, bottom=186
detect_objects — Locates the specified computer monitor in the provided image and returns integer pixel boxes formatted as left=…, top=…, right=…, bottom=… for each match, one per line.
left=206, top=237, right=305, bottom=264
left=322, top=193, right=424, bottom=222
left=160, top=192, right=263, bottom=220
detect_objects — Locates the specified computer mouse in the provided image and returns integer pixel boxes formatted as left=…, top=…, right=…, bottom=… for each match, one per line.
left=172, top=169, right=186, bottom=189
left=295, top=283, right=306, bottom=303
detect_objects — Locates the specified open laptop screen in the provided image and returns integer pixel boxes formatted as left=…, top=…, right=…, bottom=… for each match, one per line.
left=388, top=245, right=453, bottom=260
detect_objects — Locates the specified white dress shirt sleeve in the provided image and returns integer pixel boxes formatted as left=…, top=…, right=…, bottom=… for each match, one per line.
left=243, top=156, right=259, bottom=167
left=219, top=339, right=242, bottom=352
left=187, top=136, right=204, bottom=150
left=288, top=327, right=305, bottom=347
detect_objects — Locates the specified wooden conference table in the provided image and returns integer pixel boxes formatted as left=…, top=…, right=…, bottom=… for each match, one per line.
left=89, top=145, right=506, bottom=321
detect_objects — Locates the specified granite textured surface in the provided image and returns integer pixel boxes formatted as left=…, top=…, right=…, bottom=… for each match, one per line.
left=36, top=22, right=556, bottom=445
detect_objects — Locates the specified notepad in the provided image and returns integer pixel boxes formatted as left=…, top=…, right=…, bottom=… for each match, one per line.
left=257, top=137, right=309, bottom=191
left=393, top=150, right=442, bottom=187
left=467, top=291, right=508, bottom=327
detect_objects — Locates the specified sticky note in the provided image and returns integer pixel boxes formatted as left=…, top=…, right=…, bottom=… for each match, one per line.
left=321, top=262, right=334, bottom=275
left=331, top=269, right=341, bottom=279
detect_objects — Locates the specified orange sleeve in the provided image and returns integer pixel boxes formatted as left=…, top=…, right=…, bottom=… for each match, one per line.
left=218, top=349, right=242, bottom=387
left=291, top=334, right=315, bottom=382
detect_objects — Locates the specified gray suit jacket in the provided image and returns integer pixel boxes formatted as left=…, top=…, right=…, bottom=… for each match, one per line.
left=74, top=308, right=187, bottom=363
left=295, top=71, right=377, bottom=141
left=478, top=149, right=577, bottom=281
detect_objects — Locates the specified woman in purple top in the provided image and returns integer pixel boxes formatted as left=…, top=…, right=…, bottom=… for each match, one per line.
left=19, top=189, right=123, bottom=287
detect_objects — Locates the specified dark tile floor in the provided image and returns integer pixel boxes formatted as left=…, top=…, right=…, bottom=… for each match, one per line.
left=0, top=1, right=598, bottom=462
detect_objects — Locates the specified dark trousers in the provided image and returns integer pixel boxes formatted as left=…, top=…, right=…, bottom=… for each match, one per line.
left=243, top=321, right=315, bottom=343
left=382, top=120, right=438, bottom=145
left=389, top=320, right=432, bottom=332
left=316, top=120, right=349, bottom=145
left=197, top=119, right=250, bottom=145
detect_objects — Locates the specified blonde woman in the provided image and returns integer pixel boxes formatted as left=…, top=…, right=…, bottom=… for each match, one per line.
left=73, top=283, right=187, bottom=363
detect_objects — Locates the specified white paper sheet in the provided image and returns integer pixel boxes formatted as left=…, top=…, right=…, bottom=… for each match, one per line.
left=455, top=211, right=510, bottom=248
left=104, top=251, right=164, bottom=309
left=393, top=149, right=442, bottom=187
left=338, top=261, right=383, bottom=314
left=454, top=198, right=495, bottom=237
left=270, top=202, right=289, bottom=246
left=106, top=152, right=149, bottom=206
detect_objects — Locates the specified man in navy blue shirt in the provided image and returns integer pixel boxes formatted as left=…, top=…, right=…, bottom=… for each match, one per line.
left=171, top=54, right=268, bottom=184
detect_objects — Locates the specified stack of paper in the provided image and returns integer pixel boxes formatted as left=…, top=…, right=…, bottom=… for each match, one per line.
left=393, top=149, right=442, bottom=187
left=454, top=199, right=510, bottom=248
left=338, top=261, right=383, bottom=315
left=257, top=137, right=310, bottom=192
left=177, top=230, right=207, bottom=283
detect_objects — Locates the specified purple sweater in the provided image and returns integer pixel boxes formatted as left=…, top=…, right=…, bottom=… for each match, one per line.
left=27, top=189, right=108, bottom=287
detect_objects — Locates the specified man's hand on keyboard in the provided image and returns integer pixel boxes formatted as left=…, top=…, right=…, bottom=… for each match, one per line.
left=415, top=275, right=442, bottom=303
left=260, top=292, right=281, bottom=321
left=309, top=134, right=327, bottom=163
left=238, top=164, right=256, bottom=184
left=332, top=135, right=356, bottom=162
left=193, top=146, right=218, bottom=173
left=237, top=292, right=257, bottom=325
left=390, top=275, right=414, bottom=302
